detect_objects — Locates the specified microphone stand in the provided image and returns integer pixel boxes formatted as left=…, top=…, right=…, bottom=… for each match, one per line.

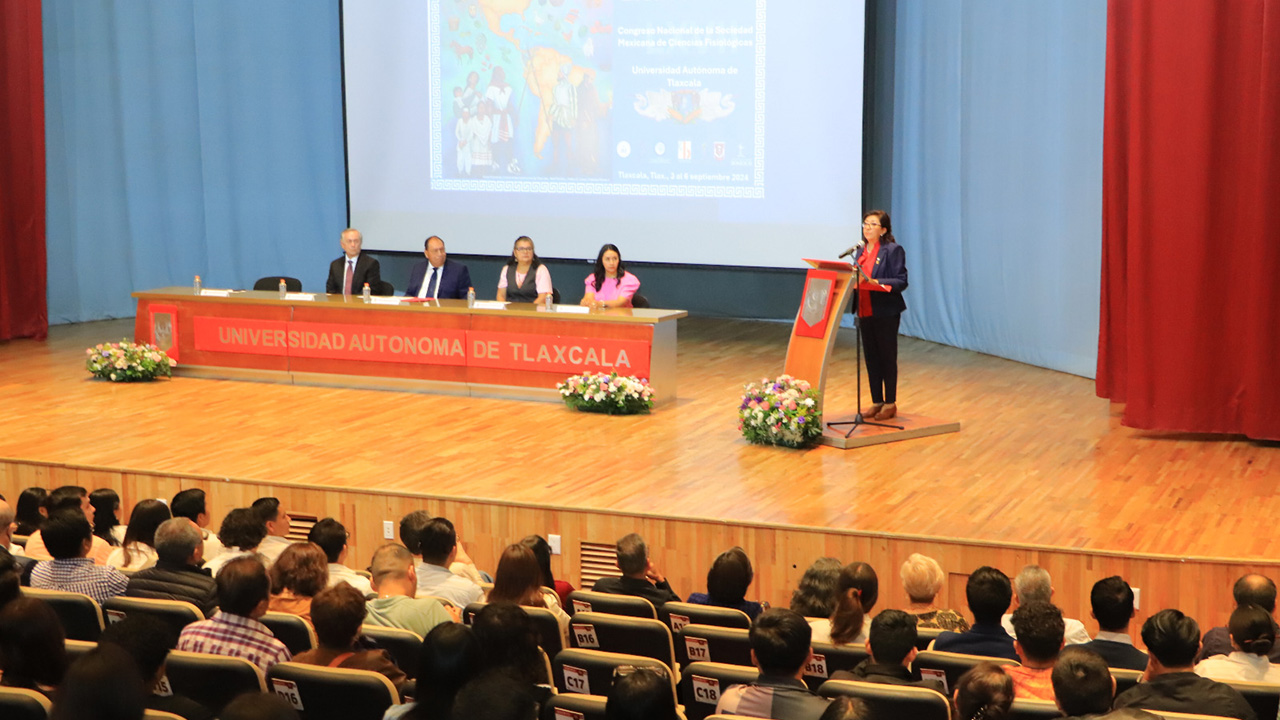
left=827, top=263, right=904, bottom=437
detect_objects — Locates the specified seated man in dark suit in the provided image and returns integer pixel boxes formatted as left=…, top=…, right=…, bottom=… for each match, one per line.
left=1197, top=573, right=1280, bottom=663
left=1113, top=609, right=1256, bottom=720
left=932, top=566, right=1019, bottom=661
left=832, top=609, right=944, bottom=691
left=126, top=517, right=219, bottom=618
left=592, top=532, right=680, bottom=606
left=1079, top=576, right=1149, bottom=671
left=1051, top=646, right=1159, bottom=720
left=325, top=227, right=381, bottom=296
left=405, top=235, right=472, bottom=300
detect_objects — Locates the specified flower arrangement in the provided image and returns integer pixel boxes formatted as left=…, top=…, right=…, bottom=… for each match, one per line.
left=558, top=372, right=654, bottom=415
left=85, top=340, right=176, bottom=382
left=738, top=374, right=824, bottom=448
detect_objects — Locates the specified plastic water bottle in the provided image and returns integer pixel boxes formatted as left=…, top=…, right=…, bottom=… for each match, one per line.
left=278, top=278, right=287, bottom=299
left=193, top=275, right=202, bottom=294
left=362, top=282, right=372, bottom=303
left=466, top=286, right=476, bottom=308
left=545, top=292, right=553, bottom=310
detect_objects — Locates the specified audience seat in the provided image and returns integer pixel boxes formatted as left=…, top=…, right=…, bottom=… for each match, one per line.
left=1151, top=713, right=1250, bottom=720
left=267, top=662, right=398, bottom=720
left=0, top=687, right=51, bottom=720
left=64, top=638, right=96, bottom=662
left=1008, top=698, right=1059, bottom=719
left=568, top=590, right=657, bottom=619
left=913, top=649, right=1019, bottom=691
left=144, top=710, right=187, bottom=720
left=1223, top=679, right=1280, bottom=720
left=1112, top=667, right=1142, bottom=697
left=553, top=648, right=675, bottom=702
left=164, top=650, right=267, bottom=713
left=541, top=692, right=609, bottom=720
left=659, top=602, right=751, bottom=631
left=569, top=611, right=676, bottom=671
left=23, top=587, right=105, bottom=641
left=11, top=534, right=27, bottom=548
left=915, top=626, right=945, bottom=650
left=103, top=596, right=205, bottom=637
left=464, top=601, right=565, bottom=657
left=360, top=624, right=422, bottom=679
left=801, top=641, right=871, bottom=692
left=259, top=611, right=317, bottom=655
left=253, top=277, right=303, bottom=292
left=679, top=661, right=760, bottom=720
left=819, top=679, right=951, bottom=720
left=630, top=293, right=651, bottom=309
left=676, top=624, right=752, bottom=667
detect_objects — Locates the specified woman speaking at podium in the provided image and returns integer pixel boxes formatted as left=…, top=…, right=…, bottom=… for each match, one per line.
left=854, top=210, right=908, bottom=420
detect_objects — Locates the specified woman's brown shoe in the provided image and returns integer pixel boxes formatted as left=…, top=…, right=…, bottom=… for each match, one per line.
left=874, top=403, right=897, bottom=420
left=862, top=404, right=883, bottom=421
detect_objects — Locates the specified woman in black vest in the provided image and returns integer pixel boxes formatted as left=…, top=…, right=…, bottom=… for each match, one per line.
left=496, top=235, right=553, bottom=304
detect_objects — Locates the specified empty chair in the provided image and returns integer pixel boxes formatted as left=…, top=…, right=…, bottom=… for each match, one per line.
left=568, top=590, right=657, bottom=619
left=254, top=277, right=303, bottom=292
left=541, top=692, right=609, bottom=720
left=267, top=661, right=398, bottom=720
left=679, top=661, right=760, bottom=720
left=914, top=649, right=1019, bottom=692
left=22, top=587, right=104, bottom=641
left=374, top=280, right=395, bottom=296
left=553, top=648, right=675, bottom=702
left=630, top=293, right=651, bottom=309
left=569, top=611, right=676, bottom=671
left=360, top=624, right=422, bottom=679
left=0, top=687, right=51, bottom=720
left=819, top=679, right=951, bottom=720
left=677, top=624, right=753, bottom=667
left=464, top=601, right=564, bottom=658
left=660, top=602, right=751, bottom=631
left=103, top=597, right=204, bottom=638
left=164, top=650, right=267, bottom=713
left=1223, top=679, right=1280, bottom=720
left=801, top=642, right=872, bottom=692
left=1008, top=698, right=1060, bottom=719
left=260, top=611, right=317, bottom=655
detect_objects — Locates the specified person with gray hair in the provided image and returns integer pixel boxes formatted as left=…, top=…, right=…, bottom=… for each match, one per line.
left=1000, top=564, right=1091, bottom=645
left=592, top=533, right=681, bottom=605
left=124, top=517, right=219, bottom=617
left=900, top=553, right=969, bottom=631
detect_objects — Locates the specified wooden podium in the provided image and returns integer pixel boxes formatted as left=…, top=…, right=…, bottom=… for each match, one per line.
left=784, top=258, right=961, bottom=449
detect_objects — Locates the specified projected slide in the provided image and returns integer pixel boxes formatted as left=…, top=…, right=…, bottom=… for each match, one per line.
left=431, top=0, right=763, bottom=198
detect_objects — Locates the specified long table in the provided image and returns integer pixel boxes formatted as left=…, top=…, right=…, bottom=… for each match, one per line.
left=132, top=288, right=686, bottom=402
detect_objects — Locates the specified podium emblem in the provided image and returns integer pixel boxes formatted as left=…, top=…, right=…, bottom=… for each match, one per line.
left=153, top=313, right=174, bottom=353
left=801, top=279, right=832, bottom=327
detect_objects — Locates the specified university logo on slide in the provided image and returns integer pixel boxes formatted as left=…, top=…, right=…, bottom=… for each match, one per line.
left=713, top=142, right=726, bottom=160
left=678, top=140, right=692, bottom=160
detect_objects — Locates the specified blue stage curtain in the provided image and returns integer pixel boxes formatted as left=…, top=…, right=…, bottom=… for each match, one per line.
left=43, top=1, right=346, bottom=324
left=880, top=0, right=1107, bottom=377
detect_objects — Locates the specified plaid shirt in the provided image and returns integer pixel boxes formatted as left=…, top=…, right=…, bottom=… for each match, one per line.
left=177, top=611, right=292, bottom=672
left=29, top=558, right=129, bottom=604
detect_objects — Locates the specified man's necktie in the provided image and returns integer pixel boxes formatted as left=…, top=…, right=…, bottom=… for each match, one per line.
left=426, top=267, right=439, bottom=299
left=344, top=259, right=354, bottom=296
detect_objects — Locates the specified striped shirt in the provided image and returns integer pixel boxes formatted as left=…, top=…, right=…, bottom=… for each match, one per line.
left=177, top=611, right=292, bottom=672
left=29, top=558, right=129, bottom=604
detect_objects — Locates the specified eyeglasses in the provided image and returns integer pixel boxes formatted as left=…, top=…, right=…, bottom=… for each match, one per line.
left=612, top=664, right=669, bottom=680
left=862, top=222, right=881, bottom=228
left=515, top=246, right=534, bottom=252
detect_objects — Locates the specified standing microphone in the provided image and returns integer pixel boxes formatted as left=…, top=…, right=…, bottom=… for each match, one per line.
left=838, top=238, right=865, bottom=259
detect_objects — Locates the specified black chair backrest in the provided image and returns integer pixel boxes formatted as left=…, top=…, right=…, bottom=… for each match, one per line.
left=103, top=596, right=204, bottom=638
left=659, top=602, right=751, bottom=631
left=1111, top=667, right=1142, bottom=697
left=553, top=648, right=675, bottom=701
left=266, top=662, right=397, bottom=720
left=679, top=661, right=760, bottom=720
left=819, top=679, right=952, bottom=720
left=23, top=587, right=104, bottom=641
left=0, top=687, right=52, bottom=720
left=360, top=624, right=422, bottom=679
left=802, top=642, right=872, bottom=691
left=677, top=624, right=753, bottom=667
left=916, top=626, right=945, bottom=650
left=569, top=611, right=675, bottom=670
left=374, top=280, right=395, bottom=296
left=259, top=612, right=317, bottom=655
left=552, top=287, right=562, bottom=304
left=253, top=277, right=303, bottom=292
left=914, top=650, right=1019, bottom=693
left=541, top=692, right=609, bottom=720
left=568, top=590, right=656, bottom=619
left=630, top=293, right=650, bottom=308
left=164, top=650, right=268, bottom=713
left=464, top=602, right=564, bottom=657
left=64, top=639, right=96, bottom=662
left=1224, top=679, right=1280, bottom=720
left=1008, top=698, right=1060, bottom=720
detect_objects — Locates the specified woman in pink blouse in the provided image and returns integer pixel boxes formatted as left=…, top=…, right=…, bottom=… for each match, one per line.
left=581, top=244, right=640, bottom=309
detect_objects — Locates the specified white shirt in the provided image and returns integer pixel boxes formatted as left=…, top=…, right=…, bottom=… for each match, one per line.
left=201, top=528, right=226, bottom=561
left=204, top=549, right=256, bottom=577
left=328, top=563, right=373, bottom=596
left=1195, top=651, right=1280, bottom=683
left=418, top=263, right=443, bottom=299
left=808, top=617, right=869, bottom=646
left=106, top=542, right=159, bottom=572
left=257, top=535, right=292, bottom=567
left=1093, top=630, right=1136, bottom=645
left=1002, top=613, right=1092, bottom=645
left=415, top=561, right=483, bottom=608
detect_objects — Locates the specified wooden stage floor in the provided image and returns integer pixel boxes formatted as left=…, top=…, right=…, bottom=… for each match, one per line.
left=1, top=316, right=1276, bottom=562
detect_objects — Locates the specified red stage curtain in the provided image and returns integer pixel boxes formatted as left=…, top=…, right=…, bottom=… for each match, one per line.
left=0, top=0, right=48, bottom=341
left=1098, top=0, right=1280, bottom=440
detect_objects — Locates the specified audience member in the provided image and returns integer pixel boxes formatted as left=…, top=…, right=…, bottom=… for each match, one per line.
left=0, top=498, right=33, bottom=575
left=14, top=486, right=48, bottom=536
left=953, top=663, right=1014, bottom=720
left=89, top=487, right=125, bottom=546
left=0, top=597, right=68, bottom=696
left=592, top=533, right=681, bottom=605
left=204, top=507, right=267, bottom=577
left=715, top=608, right=831, bottom=720
left=606, top=666, right=678, bottom=720
left=125, top=516, right=219, bottom=617
left=1005, top=601, right=1065, bottom=701
left=171, top=488, right=226, bottom=561
left=489, top=543, right=571, bottom=642
left=1198, top=573, right=1280, bottom=662
left=448, top=672, right=538, bottom=720
left=810, top=562, right=877, bottom=645
left=400, top=512, right=484, bottom=607
left=106, top=498, right=170, bottom=571
left=308, top=517, right=373, bottom=595
left=471, top=602, right=546, bottom=686
left=251, top=497, right=293, bottom=566
left=790, top=557, right=843, bottom=618
left=384, top=623, right=483, bottom=720
left=176, top=556, right=292, bottom=671
left=0, top=547, right=22, bottom=610
left=1194, top=603, right=1280, bottom=682
left=267, top=541, right=328, bottom=619
left=521, top=534, right=574, bottom=608
left=294, top=583, right=411, bottom=697
left=831, top=609, right=940, bottom=690
left=687, top=546, right=765, bottom=620
left=21, top=485, right=113, bottom=564
left=29, top=508, right=129, bottom=603
left=366, top=543, right=456, bottom=634
left=1078, top=576, right=1148, bottom=671
left=900, top=553, right=969, bottom=631
left=933, top=566, right=1019, bottom=661
left=1052, top=646, right=1160, bottom=720
left=220, top=693, right=300, bottom=720
left=100, top=614, right=215, bottom=720
left=1113, top=609, right=1256, bottom=719
left=1001, top=565, right=1090, bottom=645
left=48, top=644, right=147, bottom=720
left=817, top=697, right=872, bottom=720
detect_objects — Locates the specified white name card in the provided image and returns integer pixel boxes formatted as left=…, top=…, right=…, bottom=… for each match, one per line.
left=368, top=296, right=404, bottom=305
left=199, top=289, right=233, bottom=297
left=803, top=653, right=828, bottom=678
left=283, top=292, right=316, bottom=301
left=691, top=675, right=721, bottom=705
left=554, top=305, right=591, bottom=314
left=561, top=664, right=590, bottom=695
left=271, top=678, right=304, bottom=710
left=471, top=300, right=508, bottom=310
left=684, top=636, right=710, bottom=662
left=572, top=623, right=600, bottom=649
